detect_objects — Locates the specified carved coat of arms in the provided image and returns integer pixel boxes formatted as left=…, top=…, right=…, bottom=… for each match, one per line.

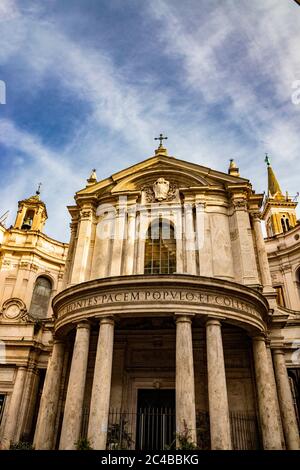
left=153, top=178, right=170, bottom=201
left=142, top=178, right=177, bottom=203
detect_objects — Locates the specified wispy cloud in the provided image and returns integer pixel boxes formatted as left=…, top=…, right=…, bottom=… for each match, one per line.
left=147, top=0, right=300, bottom=190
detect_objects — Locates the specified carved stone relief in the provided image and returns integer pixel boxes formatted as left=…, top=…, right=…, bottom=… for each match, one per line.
left=0, top=298, right=29, bottom=322
left=142, top=178, right=177, bottom=203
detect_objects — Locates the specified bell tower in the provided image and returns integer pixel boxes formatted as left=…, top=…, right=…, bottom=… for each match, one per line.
left=262, top=155, right=298, bottom=237
left=14, top=186, right=48, bottom=232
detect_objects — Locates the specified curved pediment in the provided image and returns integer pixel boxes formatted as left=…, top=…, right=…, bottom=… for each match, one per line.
left=111, top=165, right=211, bottom=194
left=76, top=153, right=250, bottom=201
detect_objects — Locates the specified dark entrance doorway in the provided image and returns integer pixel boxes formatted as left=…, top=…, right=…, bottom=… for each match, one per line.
left=136, top=389, right=175, bottom=450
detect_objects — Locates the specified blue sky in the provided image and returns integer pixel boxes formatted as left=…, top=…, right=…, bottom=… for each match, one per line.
left=0, top=0, right=300, bottom=241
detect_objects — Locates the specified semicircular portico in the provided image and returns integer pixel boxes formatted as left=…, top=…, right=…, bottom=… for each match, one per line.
left=53, top=274, right=269, bottom=336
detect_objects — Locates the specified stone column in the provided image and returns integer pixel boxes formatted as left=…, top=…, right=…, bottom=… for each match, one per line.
left=110, top=204, right=126, bottom=276
left=91, top=210, right=115, bottom=279
left=272, top=349, right=300, bottom=450
left=196, top=203, right=213, bottom=277
left=17, top=365, right=40, bottom=442
left=59, top=322, right=90, bottom=449
left=251, top=213, right=273, bottom=290
left=33, top=340, right=65, bottom=450
left=281, top=265, right=299, bottom=310
left=62, top=222, right=78, bottom=288
left=70, top=207, right=94, bottom=284
left=252, top=336, right=282, bottom=449
left=229, top=201, right=259, bottom=285
left=136, top=209, right=149, bottom=274
left=184, top=203, right=197, bottom=275
left=88, top=317, right=114, bottom=449
left=174, top=206, right=184, bottom=273
left=266, top=345, right=285, bottom=448
left=175, top=314, right=197, bottom=443
left=206, top=318, right=232, bottom=449
left=124, top=207, right=136, bottom=275
left=1, top=366, right=27, bottom=449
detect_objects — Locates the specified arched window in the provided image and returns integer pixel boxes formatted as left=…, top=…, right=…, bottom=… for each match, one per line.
left=21, top=210, right=34, bottom=230
left=144, top=219, right=176, bottom=275
left=29, top=276, right=52, bottom=319
left=281, top=215, right=290, bottom=233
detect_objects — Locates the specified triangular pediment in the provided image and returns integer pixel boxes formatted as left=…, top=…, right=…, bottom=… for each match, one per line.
left=76, top=153, right=249, bottom=199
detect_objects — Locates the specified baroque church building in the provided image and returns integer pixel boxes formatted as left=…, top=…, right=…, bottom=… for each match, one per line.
left=0, top=142, right=299, bottom=450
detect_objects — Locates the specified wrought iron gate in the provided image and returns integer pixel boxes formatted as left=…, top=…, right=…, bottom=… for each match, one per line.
left=81, top=408, right=261, bottom=450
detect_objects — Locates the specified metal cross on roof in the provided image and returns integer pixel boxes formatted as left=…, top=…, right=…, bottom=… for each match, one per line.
left=36, top=182, right=42, bottom=195
left=154, top=133, right=168, bottom=147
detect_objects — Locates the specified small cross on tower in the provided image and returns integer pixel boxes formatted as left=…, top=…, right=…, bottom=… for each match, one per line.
left=36, top=182, right=42, bottom=195
left=154, top=133, right=168, bottom=148
left=264, top=153, right=271, bottom=166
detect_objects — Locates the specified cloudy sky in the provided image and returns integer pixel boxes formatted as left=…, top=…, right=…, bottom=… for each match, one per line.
left=0, top=0, right=299, bottom=241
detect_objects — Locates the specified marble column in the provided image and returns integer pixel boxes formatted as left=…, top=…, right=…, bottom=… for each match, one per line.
left=136, top=210, right=149, bottom=274
left=62, top=222, right=78, bottom=288
left=88, top=317, right=114, bottom=449
left=1, top=366, right=27, bottom=449
left=266, top=345, right=285, bottom=448
left=17, top=365, right=40, bottom=442
left=124, top=208, right=136, bottom=275
left=175, top=314, right=197, bottom=443
left=33, top=340, right=65, bottom=450
left=59, top=322, right=90, bottom=449
left=110, top=204, right=126, bottom=276
left=206, top=318, right=232, bottom=449
left=184, top=203, right=197, bottom=275
left=92, top=211, right=115, bottom=279
left=272, top=349, right=300, bottom=450
left=252, top=336, right=282, bottom=449
left=230, top=202, right=259, bottom=285
left=70, top=207, right=94, bottom=284
left=281, top=266, right=299, bottom=310
left=251, top=214, right=273, bottom=289
left=196, top=204, right=213, bottom=277
left=174, top=206, right=184, bottom=273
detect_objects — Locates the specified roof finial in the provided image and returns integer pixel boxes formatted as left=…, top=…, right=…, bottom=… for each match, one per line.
left=265, top=153, right=270, bottom=166
left=228, top=158, right=240, bottom=177
left=154, top=133, right=168, bottom=155
left=36, top=182, right=42, bottom=196
left=86, top=168, right=97, bottom=186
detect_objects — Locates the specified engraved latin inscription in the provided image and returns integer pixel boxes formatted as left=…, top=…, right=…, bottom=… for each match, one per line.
left=60, top=288, right=259, bottom=318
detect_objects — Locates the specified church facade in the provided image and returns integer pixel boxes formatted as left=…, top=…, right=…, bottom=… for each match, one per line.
left=0, top=143, right=299, bottom=450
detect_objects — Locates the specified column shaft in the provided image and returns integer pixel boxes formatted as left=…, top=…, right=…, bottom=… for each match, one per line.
left=124, top=210, right=136, bottom=275
left=88, top=317, right=114, bottom=449
left=252, top=336, right=282, bottom=449
left=266, top=346, right=285, bottom=448
left=136, top=210, right=148, bottom=274
left=184, top=204, right=197, bottom=275
left=17, top=366, right=40, bottom=442
left=175, top=315, right=197, bottom=443
left=206, top=319, right=232, bottom=449
left=273, top=349, right=300, bottom=450
left=252, top=216, right=273, bottom=289
left=197, top=205, right=213, bottom=277
left=1, top=366, right=27, bottom=449
left=70, top=209, right=93, bottom=284
left=110, top=207, right=126, bottom=276
left=59, top=322, right=90, bottom=449
left=33, top=340, right=65, bottom=450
